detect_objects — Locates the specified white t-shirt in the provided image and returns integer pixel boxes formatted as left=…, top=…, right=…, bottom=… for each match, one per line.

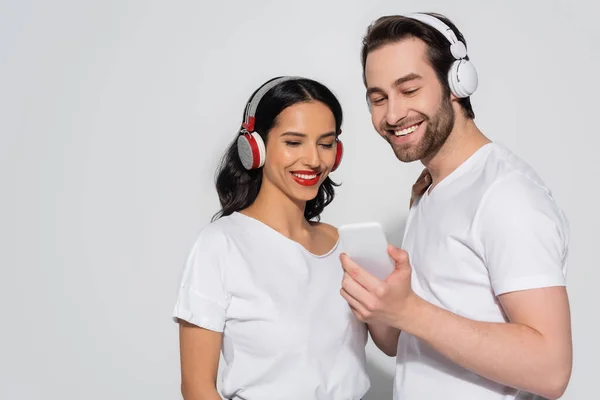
left=172, top=211, right=370, bottom=400
left=396, top=143, right=569, bottom=400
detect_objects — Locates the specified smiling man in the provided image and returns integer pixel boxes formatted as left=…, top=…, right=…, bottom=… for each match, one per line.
left=340, top=12, right=573, bottom=400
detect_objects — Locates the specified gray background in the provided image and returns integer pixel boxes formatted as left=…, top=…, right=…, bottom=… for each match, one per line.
left=1, top=0, right=597, bottom=398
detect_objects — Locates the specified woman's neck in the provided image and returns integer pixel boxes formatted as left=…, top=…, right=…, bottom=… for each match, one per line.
left=241, top=180, right=311, bottom=240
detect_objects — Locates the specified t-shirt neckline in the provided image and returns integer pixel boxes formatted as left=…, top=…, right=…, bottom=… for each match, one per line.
left=232, top=211, right=340, bottom=258
left=426, top=142, right=494, bottom=198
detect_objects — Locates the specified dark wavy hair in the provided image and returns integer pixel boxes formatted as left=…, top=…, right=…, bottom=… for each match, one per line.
left=211, top=77, right=343, bottom=222
left=361, top=12, right=475, bottom=119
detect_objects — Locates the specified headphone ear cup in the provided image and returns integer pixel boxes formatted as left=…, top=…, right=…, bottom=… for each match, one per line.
left=237, top=132, right=266, bottom=170
left=331, top=139, right=343, bottom=172
left=253, top=132, right=266, bottom=168
left=449, top=59, right=478, bottom=98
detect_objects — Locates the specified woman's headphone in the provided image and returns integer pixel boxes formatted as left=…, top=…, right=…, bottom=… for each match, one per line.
left=407, top=13, right=478, bottom=98
left=237, top=76, right=344, bottom=171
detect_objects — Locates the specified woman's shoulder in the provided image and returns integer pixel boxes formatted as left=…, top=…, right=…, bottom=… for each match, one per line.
left=191, top=214, right=239, bottom=248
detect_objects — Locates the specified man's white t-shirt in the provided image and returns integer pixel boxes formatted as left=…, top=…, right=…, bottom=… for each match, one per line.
left=396, top=142, right=569, bottom=399
left=172, top=211, right=370, bottom=400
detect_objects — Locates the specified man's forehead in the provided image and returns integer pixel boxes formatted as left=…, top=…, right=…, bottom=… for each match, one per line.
left=367, top=39, right=428, bottom=67
left=365, top=39, right=431, bottom=86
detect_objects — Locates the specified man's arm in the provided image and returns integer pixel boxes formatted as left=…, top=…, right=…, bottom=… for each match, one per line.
left=340, top=247, right=572, bottom=399
left=402, top=285, right=572, bottom=399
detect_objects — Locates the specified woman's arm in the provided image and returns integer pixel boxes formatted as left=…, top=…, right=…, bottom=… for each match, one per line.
left=367, top=323, right=400, bottom=356
left=179, top=320, right=224, bottom=400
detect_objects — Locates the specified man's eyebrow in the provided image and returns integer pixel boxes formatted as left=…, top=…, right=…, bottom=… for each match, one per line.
left=366, top=73, right=423, bottom=96
left=393, top=73, right=423, bottom=86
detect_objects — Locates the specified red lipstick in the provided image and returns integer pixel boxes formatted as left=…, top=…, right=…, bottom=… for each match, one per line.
left=290, top=170, right=321, bottom=186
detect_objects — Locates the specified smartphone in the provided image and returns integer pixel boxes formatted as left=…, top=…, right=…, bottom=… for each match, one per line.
left=338, top=222, right=395, bottom=280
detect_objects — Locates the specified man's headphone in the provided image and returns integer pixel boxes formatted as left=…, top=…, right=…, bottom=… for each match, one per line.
left=237, top=76, right=344, bottom=171
left=407, top=13, right=478, bottom=98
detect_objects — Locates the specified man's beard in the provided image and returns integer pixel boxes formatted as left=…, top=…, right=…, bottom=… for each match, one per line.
left=383, top=95, right=455, bottom=163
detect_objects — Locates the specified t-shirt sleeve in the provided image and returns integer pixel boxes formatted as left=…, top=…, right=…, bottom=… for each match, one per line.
left=172, top=227, right=230, bottom=332
left=474, top=173, right=569, bottom=296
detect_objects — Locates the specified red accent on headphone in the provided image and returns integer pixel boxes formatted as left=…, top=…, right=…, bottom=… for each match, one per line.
left=242, top=117, right=256, bottom=133
left=243, top=133, right=261, bottom=169
left=331, top=129, right=343, bottom=172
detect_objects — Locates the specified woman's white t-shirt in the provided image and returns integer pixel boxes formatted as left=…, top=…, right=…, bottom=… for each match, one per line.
left=172, top=212, right=370, bottom=400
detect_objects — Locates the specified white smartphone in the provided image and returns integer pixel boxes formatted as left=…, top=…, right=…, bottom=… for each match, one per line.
left=338, top=222, right=395, bottom=280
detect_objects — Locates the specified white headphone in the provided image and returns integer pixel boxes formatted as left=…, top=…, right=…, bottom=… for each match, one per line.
left=407, top=13, right=478, bottom=98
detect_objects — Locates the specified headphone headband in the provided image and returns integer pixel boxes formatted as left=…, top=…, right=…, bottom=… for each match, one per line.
left=242, top=76, right=302, bottom=132
left=406, top=13, right=467, bottom=59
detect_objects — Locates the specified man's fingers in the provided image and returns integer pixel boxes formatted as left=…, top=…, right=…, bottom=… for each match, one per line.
left=417, top=167, right=430, bottom=182
left=410, top=169, right=431, bottom=208
left=387, top=245, right=410, bottom=269
left=341, top=270, right=376, bottom=305
left=340, top=253, right=385, bottom=293
left=413, top=169, right=431, bottom=191
left=340, top=288, right=369, bottom=320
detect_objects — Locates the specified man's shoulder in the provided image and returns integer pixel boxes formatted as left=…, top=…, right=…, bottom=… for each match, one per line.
left=484, top=143, right=545, bottom=185
left=452, top=143, right=549, bottom=209
left=477, top=145, right=565, bottom=224
left=474, top=143, right=551, bottom=200
left=472, top=146, right=569, bottom=264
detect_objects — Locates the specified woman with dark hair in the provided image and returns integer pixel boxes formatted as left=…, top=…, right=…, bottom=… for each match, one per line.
left=172, top=76, right=370, bottom=400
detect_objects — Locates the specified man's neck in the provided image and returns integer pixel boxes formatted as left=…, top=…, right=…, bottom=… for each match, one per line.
left=423, top=118, right=491, bottom=188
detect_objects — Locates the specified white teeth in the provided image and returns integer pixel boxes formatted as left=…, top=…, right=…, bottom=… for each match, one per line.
left=292, top=173, right=317, bottom=179
left=394, top=123, right=420, bottom=136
